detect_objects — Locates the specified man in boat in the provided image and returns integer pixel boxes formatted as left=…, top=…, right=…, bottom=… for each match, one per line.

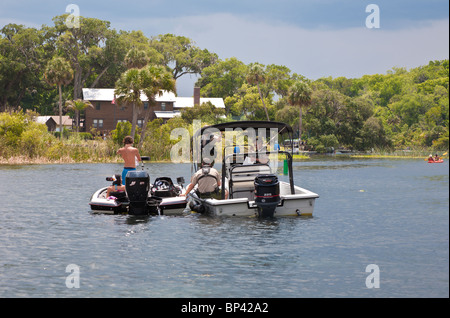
left=117, top=136, right=142, bottom=184
left=181, top=158, right=228, bottom=199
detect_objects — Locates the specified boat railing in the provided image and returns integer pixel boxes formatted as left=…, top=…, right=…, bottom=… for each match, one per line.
left=221, top=150, right=295, bottom=199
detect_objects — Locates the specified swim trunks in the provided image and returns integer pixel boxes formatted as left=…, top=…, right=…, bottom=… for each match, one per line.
left=122, top=167, right=136, bottom=185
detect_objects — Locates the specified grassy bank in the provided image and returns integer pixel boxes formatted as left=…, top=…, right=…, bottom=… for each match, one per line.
left=1, top=112, right=447, bottom=165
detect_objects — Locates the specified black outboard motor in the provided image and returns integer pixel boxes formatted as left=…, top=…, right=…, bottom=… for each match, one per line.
left=254, top=174, right=280, bottom=217
left=125, top=170, right=150, bottom=215
left=189, top=198, right=206, bottom=213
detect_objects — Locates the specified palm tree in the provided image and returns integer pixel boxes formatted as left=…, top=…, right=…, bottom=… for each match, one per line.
left=247, top=63, right=270, bottom=121
left=138, top=65, right=176, bottom=148
left=288, top=80, right=312, bottom=140
left=44, top=57, right=73, bottom=139
left=65, top=99, right=93, bottom=132
left=124, top=48, right=150, bottom=69
left=114, top=68, right=143, bottom=139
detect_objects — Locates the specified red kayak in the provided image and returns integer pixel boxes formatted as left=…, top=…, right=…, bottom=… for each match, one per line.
left=428, top=160, right=444, bottom=163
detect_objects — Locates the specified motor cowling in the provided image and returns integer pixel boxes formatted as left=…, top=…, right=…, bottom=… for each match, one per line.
left=254, top=174, right=280, bottom=217
left=125, top=170, right=150, bottom=215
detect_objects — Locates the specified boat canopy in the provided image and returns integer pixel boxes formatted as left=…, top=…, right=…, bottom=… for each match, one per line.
left=191, top=121, right=297, bottom=198
left=192, top=120, right=293, bottom=138
left=192, top=121, right=295, bottom=167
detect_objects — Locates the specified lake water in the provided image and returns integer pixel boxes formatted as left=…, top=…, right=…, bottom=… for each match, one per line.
left=0, top=158, right=448, bottom=298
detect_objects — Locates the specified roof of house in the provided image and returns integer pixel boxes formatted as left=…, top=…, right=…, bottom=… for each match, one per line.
left=82, top=88, right=177, bottom=102
left=154, top=111, right=181, bottom=119
left=36, top=116, right=72, bottom=125
left=82, top=88, right=225, bottom=108
left=174, top=97, right=225, bottom=109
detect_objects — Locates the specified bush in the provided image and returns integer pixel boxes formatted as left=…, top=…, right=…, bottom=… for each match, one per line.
left=111, top=121, right=140, bottom=146
left=307, top=134, right=339, bottom=153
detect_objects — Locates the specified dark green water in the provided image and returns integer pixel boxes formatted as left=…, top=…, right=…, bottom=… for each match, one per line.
left=0, top=158, right=448, bottom=297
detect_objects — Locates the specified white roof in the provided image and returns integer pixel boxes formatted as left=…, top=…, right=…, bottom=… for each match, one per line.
left=82, top=88, right=177, bottom=102
left=36, top=116, right=72, bottom=125
left=174, top=97, right=225, bottom=108
left=36, top=116, right=53, bottom=124
left=82, top=88, right=224, bottom=108
left=154, top=111, right=181, bottom=119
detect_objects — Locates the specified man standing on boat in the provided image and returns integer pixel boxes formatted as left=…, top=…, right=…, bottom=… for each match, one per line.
left=117, top=136, right=142, bottom=184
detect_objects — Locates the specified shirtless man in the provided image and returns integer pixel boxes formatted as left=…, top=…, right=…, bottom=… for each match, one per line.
left=117, top=136, right=141, bottom=184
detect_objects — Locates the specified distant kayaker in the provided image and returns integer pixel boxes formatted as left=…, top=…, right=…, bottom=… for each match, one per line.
left=434, top=154, right=440, bottom=161
left=117, top=136, right=142, bottom=183
left=428, top=154, right=435, bottom=162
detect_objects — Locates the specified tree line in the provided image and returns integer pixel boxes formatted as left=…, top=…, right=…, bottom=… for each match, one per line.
left=1, top=14, right=448, bottom=154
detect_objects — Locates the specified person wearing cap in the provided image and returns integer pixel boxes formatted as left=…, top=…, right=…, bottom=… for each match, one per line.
left=181, top=158, right=228, bottom=199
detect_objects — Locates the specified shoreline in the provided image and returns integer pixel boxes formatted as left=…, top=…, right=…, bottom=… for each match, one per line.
left=1, top=153, right=446, bottom=165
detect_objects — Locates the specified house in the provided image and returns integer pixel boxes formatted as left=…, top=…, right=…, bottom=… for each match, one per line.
left=81, top=87, right=225, bottom=134
left=36, top=116, right=73, bottom=132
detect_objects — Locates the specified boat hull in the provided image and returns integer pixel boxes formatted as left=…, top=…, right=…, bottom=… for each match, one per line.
left=428, top=160, right=444, bottom=163
left=89, top=187, right=187, bottom=215
left=189, top=182, right=319, bottom=217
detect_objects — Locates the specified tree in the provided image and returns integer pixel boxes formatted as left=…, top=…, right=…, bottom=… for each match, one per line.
left=138, top=65, right=176, bottom=148
left=65, top=99, right=93, bottom=132
left=52, top=14, right=112, bottom=99
left=0, top=24, right=48, bottom=112
left=150, top=34, right=218, bottom=80
left=114, top=64, right=176, bottom=148
left=181, top=101, right=225, bottom=125
left=196, top=57, right=248, bottom=104
left=247, top=63, right=270, bottom=121
left=225, top=83, right=268, bottom=120
left=114, top=68, right=143, bottom=139
left=124, top=48, right=150, bottom=69
left=44, top=57, right=73, bottom=138
left=288, top=80, right=312, bottom=139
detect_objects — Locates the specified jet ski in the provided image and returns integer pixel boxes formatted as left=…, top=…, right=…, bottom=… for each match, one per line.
left=89, top=157, right=187, bottom=215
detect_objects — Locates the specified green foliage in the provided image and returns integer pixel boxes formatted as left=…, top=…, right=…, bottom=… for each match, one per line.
left=140, top=117, right=189, bottom=161
left=110, top=121, right=140, bottom=146
left=307, top=135, right=339, bottom=153
left=1, top=13, right=448, bottom=155
left=111, top=121, right=132, bottom=146
left=0, top=111, right=52, bottom=158
left=180, top=101, right=225, bottom=125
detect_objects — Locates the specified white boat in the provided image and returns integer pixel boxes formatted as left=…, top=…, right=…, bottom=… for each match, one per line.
left=89, top=159, right=187, bottom=215
left=187, top=121, right=319, bottom=217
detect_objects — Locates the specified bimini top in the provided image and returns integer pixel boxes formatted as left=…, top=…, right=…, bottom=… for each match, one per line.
left=193, top=121, right=294, bottom=138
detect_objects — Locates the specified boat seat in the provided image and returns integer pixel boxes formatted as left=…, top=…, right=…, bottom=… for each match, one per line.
left=229, top=164, right=271, bottom=199
left=109, top=191, right=127, bottom=201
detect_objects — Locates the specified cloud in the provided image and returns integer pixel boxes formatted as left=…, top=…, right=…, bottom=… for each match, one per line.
left=160, top=13, right=449, bottom=79
left=124, top=13, right=447, bottom=95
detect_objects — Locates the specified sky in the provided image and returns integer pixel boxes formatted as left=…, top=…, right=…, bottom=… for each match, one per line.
left=1, top=0, right=449, bottom=96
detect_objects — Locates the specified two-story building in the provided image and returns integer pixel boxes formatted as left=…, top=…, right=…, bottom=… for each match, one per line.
left=82, top=87, right=225, bottom=134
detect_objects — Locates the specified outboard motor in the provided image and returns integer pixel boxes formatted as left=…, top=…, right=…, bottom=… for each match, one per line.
left=189, top=198, right=206, bottom=213
left=254, top=174, right=280, bottom=217
left=125, top=170, right=150, bottom=215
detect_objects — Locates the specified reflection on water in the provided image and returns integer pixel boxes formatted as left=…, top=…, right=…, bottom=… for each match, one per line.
left=0, top=158, right=448, bottom=297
